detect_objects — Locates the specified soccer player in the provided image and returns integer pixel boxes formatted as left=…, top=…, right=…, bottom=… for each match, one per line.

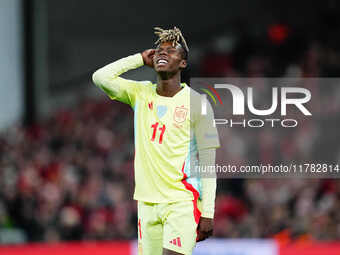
left=92, top=27, right=220, bottom=255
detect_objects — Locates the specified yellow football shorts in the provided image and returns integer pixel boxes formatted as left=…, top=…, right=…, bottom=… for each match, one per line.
left=137, top=200, right=201, bottom=255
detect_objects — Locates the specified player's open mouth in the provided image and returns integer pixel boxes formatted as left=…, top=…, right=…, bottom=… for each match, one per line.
left=156, top=59, right=169, bottom=66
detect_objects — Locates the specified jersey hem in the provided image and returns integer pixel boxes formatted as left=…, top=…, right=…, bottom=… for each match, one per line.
left=133, top=196, right=196, bottom=204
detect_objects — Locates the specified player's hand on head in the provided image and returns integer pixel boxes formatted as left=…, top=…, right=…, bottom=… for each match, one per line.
left=197, top=217, right=214, bottom=242
left=142, top=49, right=155, bottom=68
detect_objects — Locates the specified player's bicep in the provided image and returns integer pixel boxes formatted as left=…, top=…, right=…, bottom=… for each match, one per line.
left=94, top=75, right=142, bottom=107
left=194, top=101, right=220, bottom=150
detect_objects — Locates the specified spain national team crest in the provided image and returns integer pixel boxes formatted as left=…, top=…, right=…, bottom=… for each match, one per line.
left=173, top=105, right=188, bottom=123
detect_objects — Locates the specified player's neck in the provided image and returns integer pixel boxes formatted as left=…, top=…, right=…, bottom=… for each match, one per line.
left=156, top=73, right=182, bottom=97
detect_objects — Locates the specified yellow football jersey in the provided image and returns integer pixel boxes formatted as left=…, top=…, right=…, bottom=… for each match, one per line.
left=92, top=53, right=220, bottom=203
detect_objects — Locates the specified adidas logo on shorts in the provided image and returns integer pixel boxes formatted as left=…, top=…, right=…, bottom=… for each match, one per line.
left=169, top=237, right=182, bottom=247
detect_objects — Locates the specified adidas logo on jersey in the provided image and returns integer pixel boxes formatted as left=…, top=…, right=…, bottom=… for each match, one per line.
left=169, top=237, right=182, bottom=247
left=148, top=101, right=153, bottom=110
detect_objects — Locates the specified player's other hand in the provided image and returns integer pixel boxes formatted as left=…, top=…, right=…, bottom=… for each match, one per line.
left=197, top=217, right=214, bottom=242
left=142, top=49, right=155, bottom=68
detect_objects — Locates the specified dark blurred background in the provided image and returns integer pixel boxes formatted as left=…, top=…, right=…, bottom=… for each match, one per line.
left=1, top=0, right=340, bottom=246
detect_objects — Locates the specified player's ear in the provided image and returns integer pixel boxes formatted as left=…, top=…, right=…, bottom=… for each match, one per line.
left=179, top=59, right=187, bottom=69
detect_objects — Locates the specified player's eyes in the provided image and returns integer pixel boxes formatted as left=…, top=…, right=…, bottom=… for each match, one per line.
left=156, top=48, right=176, bottom=54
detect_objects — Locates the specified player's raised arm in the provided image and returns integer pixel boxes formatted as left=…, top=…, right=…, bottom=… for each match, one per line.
left=92, top=49, right=155, bottom=107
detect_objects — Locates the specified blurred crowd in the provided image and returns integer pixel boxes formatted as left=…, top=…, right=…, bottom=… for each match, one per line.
left=199, top=21, right=340, bottom=244
left=0, top=100, right=137, bottom=242
left=1, top=93, right=340, bottom=244
left=1, top=18, right=340, bottom=244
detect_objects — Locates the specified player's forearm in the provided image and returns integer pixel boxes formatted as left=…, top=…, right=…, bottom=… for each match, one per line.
left=199, top=148, right=217, bottom=219
left=92, top=53, right=144, bottom=92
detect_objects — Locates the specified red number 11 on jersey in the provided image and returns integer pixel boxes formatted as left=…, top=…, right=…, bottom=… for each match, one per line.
left=151, top=122, right=166, bottom=144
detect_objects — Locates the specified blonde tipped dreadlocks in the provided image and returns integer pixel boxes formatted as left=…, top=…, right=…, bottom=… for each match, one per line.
left=154, top=26, right=189, bottom=53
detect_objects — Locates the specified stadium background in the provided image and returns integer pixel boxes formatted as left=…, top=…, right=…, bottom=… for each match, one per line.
left=1, top=0, right=340, bottom=254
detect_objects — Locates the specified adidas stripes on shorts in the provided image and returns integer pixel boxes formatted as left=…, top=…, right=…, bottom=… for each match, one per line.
left=137, top=200, right=201, bottom=255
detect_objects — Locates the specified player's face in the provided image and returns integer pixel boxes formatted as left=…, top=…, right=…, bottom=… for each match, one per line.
left=153, top=41, right=187, bottom=73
